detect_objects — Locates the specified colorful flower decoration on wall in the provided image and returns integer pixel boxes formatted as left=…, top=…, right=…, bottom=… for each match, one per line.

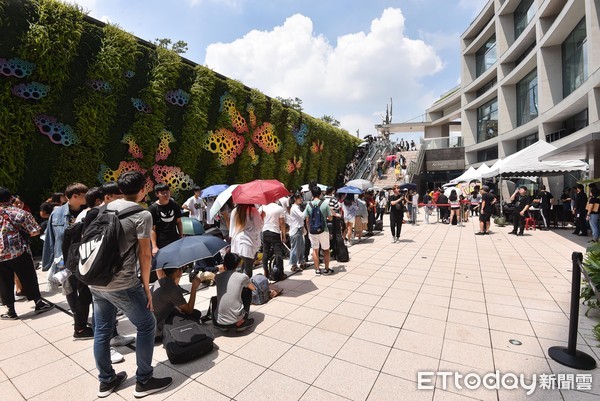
left=204, top=92, right=281, bottom=166
left=33, top=114, right=79, bottom=146
left=152, top=165, right=195, bottom=192
left=155, top=130, right=176, bottom=161
left=285, top=156, right=303, bottom=174
left=87, top=79, right=112, bottom=92
left=293, top=123, right=308, bottom=146
left=11, top=82, right=49, bottom=100
left=311, top=140, right=324, bottom=154
left=131, top=97, right=152, bottom=113
left=123, top=70, right=135, bottom=78
left=121, top=134, right=143, bottom=159
left=0, top=57, right=35, bottom=78
left=99, top=132, right=194, bottom=195
left=165, top=89, right=190, bottom=106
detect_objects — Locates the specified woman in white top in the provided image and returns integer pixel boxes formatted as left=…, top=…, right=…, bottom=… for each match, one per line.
left=229, top=204, right=264, bottom=277
left=341, top=195, right=359, bottom=244
left=287, top=193, right=306, bottom=271
left=448, top=190, right=460, bottom=224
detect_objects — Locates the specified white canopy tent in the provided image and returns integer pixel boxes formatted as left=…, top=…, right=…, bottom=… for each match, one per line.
left=447, top=166, right=477, bottom=185
left=482, top=140, right=588, bottom=178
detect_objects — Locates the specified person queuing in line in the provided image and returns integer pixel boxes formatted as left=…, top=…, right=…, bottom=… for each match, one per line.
left=324, top=186, right=343, bottom=258
left=422, top=191, right=433, bottom=224
left=304, top=185, right=334, bottom=275
left=365, top=189, right=376, bottom=236
left=355, top=193, right=368, bottom=242
left=341, top=194, right=358, bottom=245
left=0, top=187, right=53, bottom=320
left=469, top=189, right=481, bottom=217
left=587, top=187, right=600, bottom=243
left=259, top=200, right=287, bottom=280
left=182, top=186, right=206, bottom=225
left=42, top=183, right=91, bottom=337
left=149, top=184, right=183, bottom=279
left=508, top=186, right=531, bottom=236
left=448, top=189, right=460, bottom=225
left=572, top=184, right=588, bottom=237
left=560, top=187, right=572, bottom=226
left=287, top=192, right=306, bottom=272
left=375, top=191, right=387, bottom=221
left=437, top=191, right=449, bottom=224
left=388, top=185, right=407, bottom=243
left=476, top=185, right=495, bottom=235
left=533, top=185, right=554, bottom=230
left=90, top=171, right=172, bottom=399
left=215, top=252, right=255, bottom=330
left=229, top=203, right=263, bottom=277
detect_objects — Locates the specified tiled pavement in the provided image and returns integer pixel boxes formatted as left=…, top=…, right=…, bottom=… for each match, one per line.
left=1, top=216, right=599, bottom=401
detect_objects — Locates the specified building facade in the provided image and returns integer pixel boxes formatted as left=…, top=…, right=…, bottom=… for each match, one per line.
left=461, top=0, right=599, bottom=178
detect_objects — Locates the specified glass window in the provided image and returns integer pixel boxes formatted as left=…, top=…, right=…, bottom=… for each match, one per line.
left=514, top=0, right=536, bottom=39
left=477, top=147, right=498, bottom=163
left=476, top=35, right=497, bottom=77
left=477, top=98, right=498, bottom=143
left=476, top=77, right=497, bottom=97
left=516, top=69, right=538, bottom=126
left=516, top=132, right=538, bottom=151
left=562, top=18, right=587, bottom=97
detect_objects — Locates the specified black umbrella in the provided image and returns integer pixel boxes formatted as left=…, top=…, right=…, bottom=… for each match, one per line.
left=153, top=235, right=228, bottom=269
left=400, top=183, right=417, bottom=191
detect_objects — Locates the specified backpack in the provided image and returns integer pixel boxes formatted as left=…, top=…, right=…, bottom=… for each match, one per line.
left=250, top=274, right=271, bottom=305
left=162, top=311, right=214, bottom=364
left=75, top=204, right=144, bottom=286
left=308, top=200, right=326, bottom=235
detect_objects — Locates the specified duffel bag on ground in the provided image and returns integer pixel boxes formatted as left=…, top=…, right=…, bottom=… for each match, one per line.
left=162, top=311, right=214, bottom=364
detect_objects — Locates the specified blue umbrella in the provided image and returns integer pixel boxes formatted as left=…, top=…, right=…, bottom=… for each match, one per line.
left=153, top=235, right=228, bottom=269
left=337, top=186, right=363, bottom=194
left=400, top=183, right=417, bottom=191
left=201, top=184, right=229, bottom=198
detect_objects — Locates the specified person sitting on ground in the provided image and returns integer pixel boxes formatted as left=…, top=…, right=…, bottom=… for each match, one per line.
left=215, top=252, right=256, bottom=330
left=151, top=266, right=205, bottom=340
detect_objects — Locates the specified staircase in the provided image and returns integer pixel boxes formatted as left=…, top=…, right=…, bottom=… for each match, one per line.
left=373, top=150, right=418, bottom=188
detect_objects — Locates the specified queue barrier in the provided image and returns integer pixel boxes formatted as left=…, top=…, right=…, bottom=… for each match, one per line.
left=547, top=252, right=598, bottom=370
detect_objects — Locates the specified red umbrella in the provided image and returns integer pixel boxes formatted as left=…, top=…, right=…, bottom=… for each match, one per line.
left=232, top=179, right=290, bottom=205
left=386, top=155, right=397, bottom=161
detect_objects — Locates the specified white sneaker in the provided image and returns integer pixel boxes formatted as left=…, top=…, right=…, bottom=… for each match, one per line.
left=111, top=347, right=124, bottom=364
left=391, top=239, right=396, bottom=243
left=110, top=334, right=135, bottom=347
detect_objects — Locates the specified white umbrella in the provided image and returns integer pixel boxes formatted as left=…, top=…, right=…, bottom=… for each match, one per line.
left=300, top=183, right=328, bottom=193
left=209, top=184, right=239, bottom=221
left=346, top=179, right=373, bottom=191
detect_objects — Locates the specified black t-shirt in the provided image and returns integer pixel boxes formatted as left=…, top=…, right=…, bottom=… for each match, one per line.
left=148, top=200, right=182, bottom=248
left=514, top=195, right=531, bottom=213
left=388, top=194, right=405, bottom=215
left=538, top=191, right=554, bottom=208
left=589, top=197, right=600, bottom=215
left=560, top=193, right=571, bottom=210
left=481, top=193, right=495, bottom=214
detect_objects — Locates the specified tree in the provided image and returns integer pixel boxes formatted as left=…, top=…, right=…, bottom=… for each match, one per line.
left=154, top=38, right=188, bottom=54
left=320, top=115, right=340, bottom=127
left=276, top=96, right=303, bottom=113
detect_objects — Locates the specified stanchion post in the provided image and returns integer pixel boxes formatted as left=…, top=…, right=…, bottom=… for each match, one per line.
left=547, top=252, right=597, bottom=370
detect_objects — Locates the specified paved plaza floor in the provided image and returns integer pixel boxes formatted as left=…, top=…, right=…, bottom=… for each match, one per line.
left=1, top=216, right=599, bottom=401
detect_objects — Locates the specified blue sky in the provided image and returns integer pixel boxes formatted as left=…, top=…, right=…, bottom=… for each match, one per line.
left=68, top=0, right=488, bottom=140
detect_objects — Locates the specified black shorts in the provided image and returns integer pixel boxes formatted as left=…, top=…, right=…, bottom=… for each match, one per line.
left=479, top=213, right=490, bottom=222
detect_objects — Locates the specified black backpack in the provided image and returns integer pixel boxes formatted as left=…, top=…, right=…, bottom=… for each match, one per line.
left=162, top=311, right=214, bottom=364
left=308, top=200, right=326, bottom=234
left=75, top=204, right=144, bottom=286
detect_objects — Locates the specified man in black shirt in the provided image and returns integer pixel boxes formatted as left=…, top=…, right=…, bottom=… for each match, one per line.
left=533, top=185, right=554, bottom=230
left=149, top=184, right=183, bottom=279
left=572, top=184, right=588, bottom=236
left=508, top=186, right=531, bottom=236
left=476, top=185, right=495, bottom=235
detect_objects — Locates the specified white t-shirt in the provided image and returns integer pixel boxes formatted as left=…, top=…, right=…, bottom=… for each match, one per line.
left=184, top=196, right=205, bottom=221
left=260, top=203, right=285, bottom=234
left=288, top=204, right=305, bottom=236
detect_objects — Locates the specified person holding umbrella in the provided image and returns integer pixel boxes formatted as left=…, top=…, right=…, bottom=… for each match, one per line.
left=230, top=204, right=263, bottom=277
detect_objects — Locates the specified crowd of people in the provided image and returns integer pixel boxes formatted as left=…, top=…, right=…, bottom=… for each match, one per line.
left=2, top=170, right=599, bottom=398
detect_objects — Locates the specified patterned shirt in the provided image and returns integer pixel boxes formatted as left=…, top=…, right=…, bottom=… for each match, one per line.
left=0, top=204, right=41, bottom=262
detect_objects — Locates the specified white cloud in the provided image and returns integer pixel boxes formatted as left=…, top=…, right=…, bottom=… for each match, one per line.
left=205, top=8, right=444, bottom=137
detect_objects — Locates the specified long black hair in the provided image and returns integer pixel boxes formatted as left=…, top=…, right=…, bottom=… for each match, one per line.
left=449, top=190, right=457, bottom=202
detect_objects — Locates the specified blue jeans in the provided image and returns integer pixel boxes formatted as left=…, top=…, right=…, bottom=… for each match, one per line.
left=91, top=285, right=156, bottom=384
left=289, top=229, right=305, bottom=266
left=590, top=213, right=599, bottom=241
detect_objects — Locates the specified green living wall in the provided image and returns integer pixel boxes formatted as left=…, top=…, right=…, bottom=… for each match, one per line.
left=0, top=0, right=361, bottom=205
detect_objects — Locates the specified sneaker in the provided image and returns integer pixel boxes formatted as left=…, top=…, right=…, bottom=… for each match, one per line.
left=110, top=347, right=124, bottom=364
left=1, top=310, right=18, bottom=320
left=34, top=300, right=54, bottom=314
left=315, top=269, right=322, bottom=275
left=98, top=371, right=127, bottom=398
left=391, top=238, right=396, bottom=243
left=74, top=326, right=94, bottom=340
left=110, top=334, right=135, bottom=347
left=133, top=376, right=173, bottom=398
